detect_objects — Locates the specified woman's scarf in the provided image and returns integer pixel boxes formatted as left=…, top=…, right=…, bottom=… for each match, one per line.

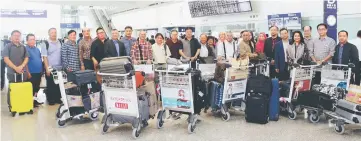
left=255, top=33, right=266, bottom=53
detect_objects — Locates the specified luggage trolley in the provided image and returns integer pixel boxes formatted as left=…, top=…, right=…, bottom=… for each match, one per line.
left=218, top=63, right=254, bottom=121
left=253, top=59, right=270, bottom=77
left=54, top=69, right=100, bottom=128
left=280, top=64, right=318, bottom=120
left=155, top=64, right=199, bottom=134
left=98, top=71, right=147, bottom=139
left=198, top=63, right=216, bottom=112
left=307, top=63, right=352, bottom=123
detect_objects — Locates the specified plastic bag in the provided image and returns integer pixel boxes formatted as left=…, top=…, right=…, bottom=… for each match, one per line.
left=34, top=89, right=47, bottom=104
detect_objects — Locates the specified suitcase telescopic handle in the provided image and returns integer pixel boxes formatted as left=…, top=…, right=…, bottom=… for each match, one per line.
left=14, top=73, right=24, bottom=82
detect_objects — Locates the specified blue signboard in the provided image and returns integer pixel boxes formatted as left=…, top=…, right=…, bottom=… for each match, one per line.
left=0, top=9, right=47, bottom=18
left=267, top=13, right=302, bottom=30
left=60, top=23, right=81, bottom=29
left=323, top=0, right=337, bottom=41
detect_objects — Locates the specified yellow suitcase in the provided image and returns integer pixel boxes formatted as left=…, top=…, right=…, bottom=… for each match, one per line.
left=8, top=74, right=33, bottom=117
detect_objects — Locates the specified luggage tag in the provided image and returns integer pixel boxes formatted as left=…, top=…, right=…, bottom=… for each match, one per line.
left=198, top=91, right=204, bottom=97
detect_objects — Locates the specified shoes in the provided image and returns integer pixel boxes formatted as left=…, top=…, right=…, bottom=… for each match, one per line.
left=48, top=102, right=55, bottom=106
left=33, top=100, right=42, bottom=108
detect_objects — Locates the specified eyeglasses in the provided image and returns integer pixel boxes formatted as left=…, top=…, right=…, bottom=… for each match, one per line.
left=318, top=28, right=326, bottom=31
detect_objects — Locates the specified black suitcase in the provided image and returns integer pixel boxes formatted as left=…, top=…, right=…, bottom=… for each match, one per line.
left=245, top=92, right=269, bottom=124
left=246, top=74, right=272, bottom=96
left=67, top=70, right=97, bottom=85
left=297, top=90, right=334, bottom=111
left=191, top=70, right=204, bottom=114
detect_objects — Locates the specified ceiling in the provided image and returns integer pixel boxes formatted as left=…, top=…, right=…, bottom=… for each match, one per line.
left=26, top=0, right=173, bottom=16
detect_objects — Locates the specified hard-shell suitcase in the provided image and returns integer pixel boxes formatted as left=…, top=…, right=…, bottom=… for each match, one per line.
left=336, top=99, right=361, bottom=123
left=8, top=74, right=33, bottom=116
left=269, top=78, right=280, bottom=121
left=245, top=92, right=269, bottom=124
left=191, top=70, right=204, bottom=114
left=139, top=81, right=158, bottom=117
left=209, top=81, right=223, bottom=109
left=99, top=57, right=133, bottom=74
left=67, top=70, right=97, bottom=85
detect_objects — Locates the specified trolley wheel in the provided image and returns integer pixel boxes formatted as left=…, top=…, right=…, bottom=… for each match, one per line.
left=89, top=112, right=99, bottom=121
left=334, top=124, right=345, bottom=135
left=156, top=118, right=164, bottom=129
left=101, top=123, right=109, bottom=134
left=309, top=113, right=320, bottom=123
left=11, top=112, right=16, bottom=117
left=187, top=123, right=195, bottom=134
left=132, top=123, right=141, bottom=139
left=288, top=111, right=297, bottom=120
left=57, top=119, right=66, bottom=128
left=221, top=112, right=230, bottom=121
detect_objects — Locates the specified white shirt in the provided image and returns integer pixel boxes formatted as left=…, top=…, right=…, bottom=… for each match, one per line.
left=200, top=43, right=208, bottom=57
left=349, top=38, right=361, bottom=60
left=152, top=43, right=171, bottom=64
left=216, top=40, right=236, bottom=59
left=282, top=40, right=289, bottom=61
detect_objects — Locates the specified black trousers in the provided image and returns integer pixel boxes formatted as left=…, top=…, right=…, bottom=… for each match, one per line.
left=83, top=59, right=94, bottom=70
left=276, top=64, right=290, bottom=81
left=1, top=59, right=5, bottom=89
left=270, top=65, right=277, bottom=79
left=29, top=73, right=42, bottom=95
left=355, top=61, right=361, bottom=85
left=45, top=74, right=61, bottom=103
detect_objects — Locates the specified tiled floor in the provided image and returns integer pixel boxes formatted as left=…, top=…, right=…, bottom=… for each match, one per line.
left=1, top=89, right=361, bottom=141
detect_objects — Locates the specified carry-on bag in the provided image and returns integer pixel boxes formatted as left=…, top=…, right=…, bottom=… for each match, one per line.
left=135, top=71, right=145, bottom=88
left=67, top=70, right=97, bottom=85
left=208, top=81, right=223, bottom=109
left=138, top=81, right=158, bottom=117
left=336, top=99, right=361, bottom=123
left=99, top=56, right=133, bottom=74
left=297, top=90, right=334, bottom=111
left=8, top=73, right=33, bottom=116
left=245, top=92, right=269, bottom=124
left=269, top=78, right=280, bottom=121
left=246, top=74, right=272, bottom=96
left=137, top=90, right=150, bottom=126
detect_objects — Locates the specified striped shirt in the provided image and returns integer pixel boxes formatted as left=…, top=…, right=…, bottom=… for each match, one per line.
left=61, top=40, right=80, bottom=71
left=309, top=36, right=336, bottom=61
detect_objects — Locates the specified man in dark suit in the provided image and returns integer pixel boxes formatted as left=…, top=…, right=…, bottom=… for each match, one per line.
left=332, top=30, right=359, bottom=85
left=274, top=28, right=291, bottom=81
left=104, top=29, right=126, bottom=57
left=264, top=26, right=281, bottom=78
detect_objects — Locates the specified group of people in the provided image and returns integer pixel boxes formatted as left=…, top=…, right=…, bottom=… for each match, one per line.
left=1, top=23, right=361, bottom=108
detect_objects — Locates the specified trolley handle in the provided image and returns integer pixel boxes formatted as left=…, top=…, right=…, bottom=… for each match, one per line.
left=327, top=63, right=355, bottom=68
left=136, top=60, right=153, bottom=64
left=97, top=72, right=132, bottom=77
left=154, top=69, right=188, bottom=73
left=232, top=64, right=254, bottom=69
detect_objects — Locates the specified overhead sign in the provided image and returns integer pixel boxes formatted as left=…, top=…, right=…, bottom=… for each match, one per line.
left=267, top=13, right=302, bottom=30
left=0, top=9, right=47, bottom=18
left=60, top=23, right=81, bottom=29
left=324, top=0, right=337, bottom=41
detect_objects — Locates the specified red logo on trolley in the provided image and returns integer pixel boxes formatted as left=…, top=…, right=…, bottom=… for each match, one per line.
left=115, top=102, right=128, bottom=109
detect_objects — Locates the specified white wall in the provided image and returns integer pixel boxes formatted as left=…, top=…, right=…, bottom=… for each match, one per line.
left=78, top=9, right=99, bottom=38
left=0, top=1, right=61, bottom=40
left=111, top=0, right=361, bottom=33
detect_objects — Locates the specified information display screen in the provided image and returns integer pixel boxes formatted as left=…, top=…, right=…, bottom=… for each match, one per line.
left=188, top=0, right=252, bottom=18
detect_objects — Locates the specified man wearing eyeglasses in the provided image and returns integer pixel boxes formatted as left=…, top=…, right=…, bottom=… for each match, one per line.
left=309, top=23, right=336, bottom=84
left=90, top=27, right=108, bottom=71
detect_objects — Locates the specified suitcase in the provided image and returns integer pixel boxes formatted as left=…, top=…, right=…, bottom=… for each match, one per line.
left=8, top=74, right=33, bottom=116
left=99, top=57, right=133, bottom=74
left=297, top=90, right=334, bottom=111
left=209, top=81, right=223, bottom=109
left=269, top=78, right=280, bottom=121
left=191, top=70, right=204, bottom=114
left=246, top=74, right=272, bottom=96
left=139, top=81, right=158, bottom=117
left=245, top=92, right=269, bottom=124
left=135, top=71, right=145, bottom=88
left=336, top=99, right=361, bottom=123
left=67, top=70, right=97, bottom=85
left=138, top=91, right=150, bottom=126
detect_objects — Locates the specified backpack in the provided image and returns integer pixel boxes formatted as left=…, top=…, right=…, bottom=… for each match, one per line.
left=44, top=40, right=62, bottom=51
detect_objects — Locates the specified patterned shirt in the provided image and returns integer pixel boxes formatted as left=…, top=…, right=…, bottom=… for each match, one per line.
left=78, top=38, right=92, bottom=60
left=131, top=40, right=153, bottom=61
left=61, top=40, right=80, bottom=71
left=309, top=36, right=336, bottom=61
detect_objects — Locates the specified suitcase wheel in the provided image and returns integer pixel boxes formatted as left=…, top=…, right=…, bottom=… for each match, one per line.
left=11, top=112, right=16, bottom=117
left=89, top=112, right=99, bottom=121
left=132, top=122, right=141, bottom=139
left=28, top=110, right=33, bottom=115
left=334, top=124, right=345, bottom=135
left=221, top=112, right=230, bottom=121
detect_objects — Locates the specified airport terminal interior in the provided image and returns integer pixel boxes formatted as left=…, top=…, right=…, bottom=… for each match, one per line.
left=1, top=0, right=361, bottom=141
